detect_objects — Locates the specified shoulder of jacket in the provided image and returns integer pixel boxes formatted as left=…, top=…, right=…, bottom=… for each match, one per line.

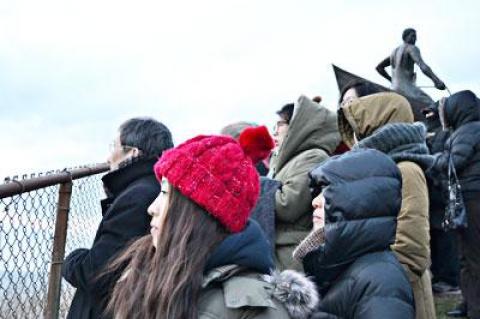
left=276, top=149, right=327, bottom=177
left=291, top=149, right=329, bottom=166
left=116, top=178, right=159, bottom=203
left=397, top=161, right=425, bottom=177
left=347, top=253, right=410, bottom=297
left=396, top=162, right=428, bottom=195
left=351, top=252, right=402, bottom=279
left=451, top=123, right=480, bottom=141
left=201, top=270, right=319, bottom=319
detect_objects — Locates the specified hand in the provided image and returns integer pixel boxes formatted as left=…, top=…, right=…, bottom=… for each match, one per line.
left=435, top=80, right=446, bottom=90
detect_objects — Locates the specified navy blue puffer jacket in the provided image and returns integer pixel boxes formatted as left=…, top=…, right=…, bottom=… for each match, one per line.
left=304, top=149, right=414, bottom=319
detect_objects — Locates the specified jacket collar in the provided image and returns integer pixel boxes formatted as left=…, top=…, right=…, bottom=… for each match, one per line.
left=102, top=157, right=157, bottom=197
left=205, top=220, right=274, bottom=274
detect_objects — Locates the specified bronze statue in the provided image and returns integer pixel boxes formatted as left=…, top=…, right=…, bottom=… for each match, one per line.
left=376, top=28, right=446, bottom=105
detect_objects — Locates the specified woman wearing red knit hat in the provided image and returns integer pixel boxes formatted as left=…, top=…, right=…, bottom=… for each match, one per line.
left=102, top=127, right=319, bottom=319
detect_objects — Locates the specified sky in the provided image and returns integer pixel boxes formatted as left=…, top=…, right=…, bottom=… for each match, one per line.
left=1, top=0, right=479, bottom=179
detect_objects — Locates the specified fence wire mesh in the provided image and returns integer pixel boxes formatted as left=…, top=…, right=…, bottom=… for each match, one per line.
left=0, top=171, right=105, bottom=319
left=59, top=175, right=104, bottom=319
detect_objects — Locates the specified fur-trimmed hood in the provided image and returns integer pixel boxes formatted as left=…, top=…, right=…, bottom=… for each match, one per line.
left=263, top=269, right=319, bottom=319
left=200, top=265, right=319, bottom=319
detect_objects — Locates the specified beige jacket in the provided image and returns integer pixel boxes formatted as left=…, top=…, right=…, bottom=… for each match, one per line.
left=339, top=92, right=436, bottom=319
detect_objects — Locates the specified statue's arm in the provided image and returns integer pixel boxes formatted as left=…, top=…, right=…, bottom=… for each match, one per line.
left=409, top=46, right=446, bottom=90
left=376, top=57, right=392, bottom=82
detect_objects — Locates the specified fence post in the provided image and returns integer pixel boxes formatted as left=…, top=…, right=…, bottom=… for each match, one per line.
left=44, top=181, right=73, bottom=319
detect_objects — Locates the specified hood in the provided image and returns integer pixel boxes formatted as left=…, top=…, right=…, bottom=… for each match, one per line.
left=306, top=149, right=402, bottom=289
left=205, top=220, right=274, bottom=274
left=339, top=92, right=414, bottom=147
left=442, top=90, right=480, bottom=130
left=274, top=95, right=340, bottom=171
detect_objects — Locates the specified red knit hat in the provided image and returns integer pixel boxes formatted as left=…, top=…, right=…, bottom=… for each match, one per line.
left=153, top=126, right=274, bottom=232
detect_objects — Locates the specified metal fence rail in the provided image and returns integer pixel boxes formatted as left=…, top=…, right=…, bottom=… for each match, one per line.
left=0, top=164, right=109, bottom=319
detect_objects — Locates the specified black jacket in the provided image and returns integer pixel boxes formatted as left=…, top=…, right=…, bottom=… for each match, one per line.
left=305, top=149, right=414, bottom=319
left=432, top=90, right=480, bottom=200
left=427, top=129, right=451, bottom=228
left=62, top=158, right=160, bottom=319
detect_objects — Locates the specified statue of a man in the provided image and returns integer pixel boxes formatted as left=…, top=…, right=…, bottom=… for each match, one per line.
left=376, top=28, right=446, bottom=105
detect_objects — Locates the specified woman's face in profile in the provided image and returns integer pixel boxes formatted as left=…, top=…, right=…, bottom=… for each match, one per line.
left=148, top=178, right=170, bottom=248
left=311, top=192, right=325, bottom=231
left=341, top=87, right=359, bottom=106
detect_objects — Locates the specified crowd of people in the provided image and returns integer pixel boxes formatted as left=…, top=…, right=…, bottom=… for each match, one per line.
left=59, top=65, right=480, bottom=319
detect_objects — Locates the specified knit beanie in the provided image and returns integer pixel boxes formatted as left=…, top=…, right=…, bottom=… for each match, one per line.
left=154, top=126, right=274, bottom=233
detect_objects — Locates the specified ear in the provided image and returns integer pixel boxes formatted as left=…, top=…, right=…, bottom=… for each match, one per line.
left=131, top=147, right=140, bottom=157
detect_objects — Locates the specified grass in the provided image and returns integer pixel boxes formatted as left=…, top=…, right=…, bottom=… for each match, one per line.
left=435, top=294, right=465, bottom=319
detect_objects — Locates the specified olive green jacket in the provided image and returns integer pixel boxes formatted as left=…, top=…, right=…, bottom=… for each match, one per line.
left=269, top=96, right=340, bottom=271
left=198, top=265, right=318, bottom=319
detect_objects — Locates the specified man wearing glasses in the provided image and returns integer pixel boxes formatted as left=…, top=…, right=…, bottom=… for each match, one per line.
left=62, top=117, right=173, bottom=319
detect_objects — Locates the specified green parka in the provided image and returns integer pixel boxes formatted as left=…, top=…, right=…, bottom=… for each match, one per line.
left=269, top=95, right=340, bottom=271
left=198, top=265, right=318, bottom=319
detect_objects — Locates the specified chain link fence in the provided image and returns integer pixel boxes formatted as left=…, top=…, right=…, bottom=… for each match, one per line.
left=59, top=175, right=105, bottom=319
left=0, top=165, right=108, bottom=319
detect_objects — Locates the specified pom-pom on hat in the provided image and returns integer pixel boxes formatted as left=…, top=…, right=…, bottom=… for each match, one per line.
left=153, top=127, right=274, bottom=233
left=239, top=125, right=275, bottom=164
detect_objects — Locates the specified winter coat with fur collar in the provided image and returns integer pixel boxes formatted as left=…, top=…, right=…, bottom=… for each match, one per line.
left=198, top=220, right=318, bottom=319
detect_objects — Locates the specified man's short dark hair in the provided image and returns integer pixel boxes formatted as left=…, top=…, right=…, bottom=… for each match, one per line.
left=276, top=103, right=295, bottom=124
left=119, top=117, right=173, bottom=158
left=402, top=28, right=416, bottom=41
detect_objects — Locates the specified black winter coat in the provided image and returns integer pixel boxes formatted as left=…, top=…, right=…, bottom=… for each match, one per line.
left=305, top=149, right=414, bottom=319
left=432, top=90, right=480, bottom=201
left=62, top=158, right=160, bottom=319
left=426, top=128, right=450, bottom=228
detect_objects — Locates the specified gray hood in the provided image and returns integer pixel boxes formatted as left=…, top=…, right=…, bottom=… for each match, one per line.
left=274, top=95, right=340, bottom=172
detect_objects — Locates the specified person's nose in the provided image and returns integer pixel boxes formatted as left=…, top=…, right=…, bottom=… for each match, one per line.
left=312, top=195, right=323, bottom=209
left=148, top=197, right=160, bottom=220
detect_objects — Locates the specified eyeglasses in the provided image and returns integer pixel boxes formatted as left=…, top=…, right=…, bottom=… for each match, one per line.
left=272, top=120, right=288, bottom=132
left=109, top=141, right=138, bottom=153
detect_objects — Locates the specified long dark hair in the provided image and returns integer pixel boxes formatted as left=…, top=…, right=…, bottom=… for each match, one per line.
left=105, top=185, right=229, bottom=319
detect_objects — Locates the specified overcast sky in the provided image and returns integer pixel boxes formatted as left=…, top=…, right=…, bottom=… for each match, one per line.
left=1, top=0, right=479, bottom=179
